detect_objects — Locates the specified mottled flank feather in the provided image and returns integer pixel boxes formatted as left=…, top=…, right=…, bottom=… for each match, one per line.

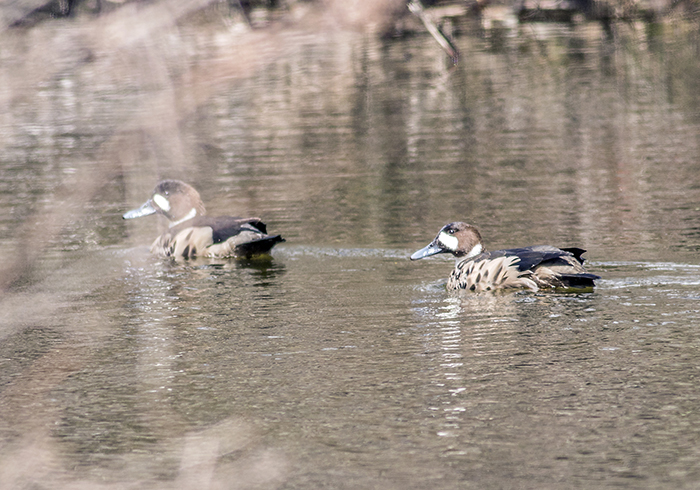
left=448, top=255, right=538, bottom=292
left=151, top=226, right=212, bottom=259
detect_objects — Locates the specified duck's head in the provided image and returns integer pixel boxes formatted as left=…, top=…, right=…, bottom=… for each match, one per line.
left=123, top=180, right=206, bottom=226
left=410, top=222, right=485, bottom=260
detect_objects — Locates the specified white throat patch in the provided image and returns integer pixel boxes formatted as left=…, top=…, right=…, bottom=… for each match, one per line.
left=437, top=232, right=459, bottom=252
left=465, top=243, right=483, bottom=259
left=170, top=207, right=197, bottom=227
left=152, top=193, right=170, bottom=212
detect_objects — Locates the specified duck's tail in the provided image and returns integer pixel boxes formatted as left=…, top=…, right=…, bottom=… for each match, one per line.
left=560, top=247, right=588, bottom=264
left=557, top=272, right=601, bottom=289
left=234, top=235, right=285, bottom=258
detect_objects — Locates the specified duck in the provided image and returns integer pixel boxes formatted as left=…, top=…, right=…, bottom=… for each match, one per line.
left=123, top=179, right=284, bottom=259
left=410, top=222, right=599, bottom=292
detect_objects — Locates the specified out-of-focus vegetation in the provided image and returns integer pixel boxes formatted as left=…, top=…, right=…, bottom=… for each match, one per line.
left=3, top=0, right=698, bottom=30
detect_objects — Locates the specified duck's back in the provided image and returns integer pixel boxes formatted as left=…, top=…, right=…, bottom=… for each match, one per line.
left=151, top=216, right=283, bottom=259
left=448, top=246, right=599, bottom=291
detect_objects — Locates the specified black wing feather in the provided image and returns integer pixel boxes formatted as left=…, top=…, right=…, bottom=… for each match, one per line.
left=208, top=217, right=268, bottom=244
left=471, top=246, right=583, bottom=272
left=560, top=247, right=587, bottom=264
left=169, top=216, right=268, bottom=244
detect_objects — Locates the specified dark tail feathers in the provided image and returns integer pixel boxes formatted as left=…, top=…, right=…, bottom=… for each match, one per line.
left=561, top=247, right=587, bottom=264
left=234, top=235, right=284, bottom=258
left=558, top=272, right=600, bottom=289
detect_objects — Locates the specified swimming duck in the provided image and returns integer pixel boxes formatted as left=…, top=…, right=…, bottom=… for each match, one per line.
left=123, top=180, right=284, bottom=259
left=411, top=222, right=599, bottom=292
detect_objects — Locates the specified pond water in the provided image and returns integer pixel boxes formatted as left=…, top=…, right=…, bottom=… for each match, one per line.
left=2, top=3, right=700, bottom=488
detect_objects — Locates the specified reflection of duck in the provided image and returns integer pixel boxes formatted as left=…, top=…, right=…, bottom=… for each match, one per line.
left=123, top=180, right=284, bottom=259
left=411, top=222, right=599, bottom=292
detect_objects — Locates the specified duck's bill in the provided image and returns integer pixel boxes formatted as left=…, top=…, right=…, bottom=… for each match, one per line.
left=123, top=201, right=156, bottom=220
left=410, top=242, right=444, bottom=260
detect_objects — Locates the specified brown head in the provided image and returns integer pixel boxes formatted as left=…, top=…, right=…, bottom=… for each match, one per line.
left=411, top=222, right=485, bottom=260
left=123, top=180, right=207, bottom=226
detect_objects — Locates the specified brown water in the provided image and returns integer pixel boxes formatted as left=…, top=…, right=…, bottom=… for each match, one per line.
left=2, top=3, right=700, bottom=488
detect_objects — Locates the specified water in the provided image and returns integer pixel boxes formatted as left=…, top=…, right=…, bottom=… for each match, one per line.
left=1, top=3, right=700, bottom=488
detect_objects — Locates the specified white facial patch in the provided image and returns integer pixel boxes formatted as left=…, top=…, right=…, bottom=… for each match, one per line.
left=465, top=243, right=483, bottom=259
left=152, top=193, right=170, bottom=212
left=438, top=232, right=459, bottom=251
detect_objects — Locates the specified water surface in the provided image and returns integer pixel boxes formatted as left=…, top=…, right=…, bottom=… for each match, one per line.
left=1, top=5, right=700, bottom=489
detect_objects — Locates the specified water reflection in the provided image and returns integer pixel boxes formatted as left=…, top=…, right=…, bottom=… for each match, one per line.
left=407, top=253, right=700, bottom=479
left=413, top=290, right=603, bottom=443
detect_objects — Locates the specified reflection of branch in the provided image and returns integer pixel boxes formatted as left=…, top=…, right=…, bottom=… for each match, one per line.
left=407, top=0, right=459, bottom=65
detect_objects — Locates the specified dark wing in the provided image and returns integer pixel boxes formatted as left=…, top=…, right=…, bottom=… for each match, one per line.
left=471, top=246, right=582, bottom=273
left=193, top=216, right=284, bottom=258
left=170, top=216, right=267, bottom=244
left=207, top=217, right=268, bottom=244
